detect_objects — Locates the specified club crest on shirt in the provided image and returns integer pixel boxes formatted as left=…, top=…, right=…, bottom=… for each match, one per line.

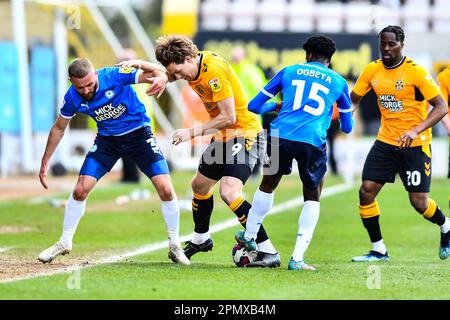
left=105, top=90, right=115, bottom=99
left=209, top=78, right=222, bottom=93
left=395, top=80, right=403, bottom=91
left=89, top=144, right=97, bottom=153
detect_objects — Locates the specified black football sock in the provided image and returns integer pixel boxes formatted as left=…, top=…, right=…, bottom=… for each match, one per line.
left=193, top=192, right=214, bottom=233
left=229, top=197, right=269, bottom=244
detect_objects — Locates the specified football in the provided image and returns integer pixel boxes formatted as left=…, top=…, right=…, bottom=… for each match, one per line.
left=231, top=243, right=257, bottom=267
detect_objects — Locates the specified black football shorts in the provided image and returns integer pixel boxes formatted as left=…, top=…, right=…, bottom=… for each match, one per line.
left=362, top=140, right=432, bottom=192
left=198, top=132, right=265, bottom=183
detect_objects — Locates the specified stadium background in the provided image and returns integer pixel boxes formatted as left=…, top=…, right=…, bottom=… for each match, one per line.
left=0, top=0, right=449, bottom=301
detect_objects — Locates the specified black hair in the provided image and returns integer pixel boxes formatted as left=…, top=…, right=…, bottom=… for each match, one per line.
left=378, top=25, right=405, bottom=43
left=302, top=35, right=336, bottom=61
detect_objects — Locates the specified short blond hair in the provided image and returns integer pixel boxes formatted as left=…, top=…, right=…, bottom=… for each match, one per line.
left=155, top=35, right=198, bottom=67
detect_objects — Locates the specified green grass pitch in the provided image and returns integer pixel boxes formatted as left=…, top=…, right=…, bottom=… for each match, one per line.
left=0, top=171, right=449, bottom=299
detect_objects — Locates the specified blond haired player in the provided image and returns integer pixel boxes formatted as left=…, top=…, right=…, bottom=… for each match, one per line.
left=119, top=35, right=280, bottom=267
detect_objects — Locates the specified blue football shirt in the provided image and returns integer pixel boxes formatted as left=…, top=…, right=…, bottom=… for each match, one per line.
left=257, top=62, right=352, bottom=147
left=60, top=67, right=150, bottom=136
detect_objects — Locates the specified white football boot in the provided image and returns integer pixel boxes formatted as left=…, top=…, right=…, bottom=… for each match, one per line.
left=38, top=241, right=71, bottom=263
left=168, top=243, right=190, bottom=265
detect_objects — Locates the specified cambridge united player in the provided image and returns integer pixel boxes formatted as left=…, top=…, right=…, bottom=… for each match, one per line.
left=130, top=35, right=280, bottom=267
left=350, top=26, right=450, bottom=262
left=38, top=58, right=190, bottom=265
left=437, top=65, right=450, bottom=179
left=236, top=35, right=354, bottom=270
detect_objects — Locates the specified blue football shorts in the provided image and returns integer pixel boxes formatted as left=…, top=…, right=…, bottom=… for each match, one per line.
left=263, top=136, right=327, bottom=190
left=80, top=126, right=169, bottom=180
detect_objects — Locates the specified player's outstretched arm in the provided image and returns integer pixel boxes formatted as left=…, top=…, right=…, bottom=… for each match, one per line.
left=248, top=91, right=279, bottom=114
left=397, top=95, right=448, bottom=148
left=116, top=59, right=166, bottom=74
left=339, top=112, right=354, bottom=134
left=248, top=68, right=283, bottom=114
left=139, top=70, right=168, bottom=99
left=116, top=59, right=169, bottom=98
left=39, top=116, right=70, bottom=189
left=337, top=87, right=355, bottom=134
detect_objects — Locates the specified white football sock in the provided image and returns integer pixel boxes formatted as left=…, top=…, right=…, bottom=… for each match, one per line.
left=257, top=239, right=277, bottom=254
left=192, top=232, right=210, bottom=245
left=372, top=239, right=387, bottom=255
left=59, top=194, right=86, bottom=248
left=161, top=197, right=181, bottom=246
left=440, top=217, right=450, bottom=234
left=244, top=189, right=274, bottom=241
left=292, top=201, right=320, bottom=261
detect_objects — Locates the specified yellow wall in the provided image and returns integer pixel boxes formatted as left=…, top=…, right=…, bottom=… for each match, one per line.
left=162, top=0, right=199, bottom=37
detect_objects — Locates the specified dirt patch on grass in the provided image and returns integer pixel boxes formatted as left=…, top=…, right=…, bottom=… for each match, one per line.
left=0, top=249, right=110, bottom=283
left=0, top=248, right=119, bottom=283
left=0, top=226, right=36, bottom=234
left=0, top=254, right=87, bottom=282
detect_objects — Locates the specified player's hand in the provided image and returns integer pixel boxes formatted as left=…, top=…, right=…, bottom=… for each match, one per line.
left=115, top=59, right=143, bottom=69
left=275, top=101, right=282, bottom=113
left=145, top=73, right=168, bottom=99
left=39, top=160, right=49, bottom=189
left=172, top=128, right=192, bottom=146
left=397, top=128, right=418, bottom=148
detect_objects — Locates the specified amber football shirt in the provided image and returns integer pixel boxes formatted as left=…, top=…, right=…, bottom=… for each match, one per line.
left=188, top=51, right=262, bottom=142
left=353, top=57, right=441, bottom=147
left=437, top=65, right=450, bottom=114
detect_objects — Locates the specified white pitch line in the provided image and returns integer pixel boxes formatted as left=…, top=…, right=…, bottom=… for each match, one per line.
left=0, top=246, right=15, bottom=253
left=0, top=182, right=354, bottom=284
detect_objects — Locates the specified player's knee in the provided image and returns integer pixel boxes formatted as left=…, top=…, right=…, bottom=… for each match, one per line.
left=73, top=186, right=89, bottom=201
left=409, top=195, right=428, bottom=213
left=259, top=179, right=277, bottom=194
left=157, top=186, right=174, bottom=201
left=219, top=188, right=238, bottom=205
left=191, top=178, right=204, bottom=195
left=303, top=189, right=320, bottom=201
left=359, top=184, right=375, bottom=204
left=259, top=183, right=275, bottom=194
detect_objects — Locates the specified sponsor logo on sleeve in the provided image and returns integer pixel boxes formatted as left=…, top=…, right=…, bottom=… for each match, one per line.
left=209, top=78, right=222, bottom=93
left=119, top=67, right=134, bottom=74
